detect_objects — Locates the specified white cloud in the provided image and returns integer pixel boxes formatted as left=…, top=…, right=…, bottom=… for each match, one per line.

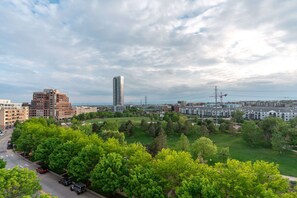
left=1, top=0, right=297, bottom=103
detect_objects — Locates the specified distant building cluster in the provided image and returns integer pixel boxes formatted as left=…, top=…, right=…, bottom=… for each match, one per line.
left=0, top=88, right=99, bottom=130
left=178, top=100, right=297, bottom=121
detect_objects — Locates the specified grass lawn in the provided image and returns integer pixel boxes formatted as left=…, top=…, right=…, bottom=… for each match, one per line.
left=126, top=130, right=297, bottom=177
left=209, top=133, right=297, bottom=177
left=85, top=117, right=297, bottom=176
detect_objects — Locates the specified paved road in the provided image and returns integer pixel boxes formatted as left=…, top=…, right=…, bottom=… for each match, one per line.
left=0, top=129, right=100, bottom=198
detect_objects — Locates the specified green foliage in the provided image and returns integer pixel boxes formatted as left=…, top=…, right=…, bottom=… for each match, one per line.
left=154, top=149, right=197, bottom=195
left=176, top=166, right=220, bottom=198
left=125, top=143, right=152, bottom=168
left=0, top=159, right=6, bottom=169
left=91, top=122, right=101, bottom=133
left=191, top=137, right=217, bottom=161
left=124, top=166, right=165, bottom=198
left=68, top=144, right=105, bottom=182
left=99, top=130, right=125, bottom=144
left=241, top=121, right=263, bottom=146
left=119, top=120, right=135, bottom=136
left=100, top=121, right=119, bottom=131
left=214, top=159, right=289, bottom=197
left=34, top=138, right=62, bottom=164
left=49, top=141, right=81, bottom=173
left=165, top=119, right=174, bottom=134
left=140, top=119, right=148, bottom=130
left=200, top=124, right=209, bottom=136
left=0, top=167, right=41, bottom=198
left=216, top=147, right=230, bottom=163
left=176, top=134, right=190, bottom=151
left=163, top=112, right=181, bottom=122
left=271, top=131, right=287, bottom=154
left=259, top=117, right=284, bottom=147
left=232, top=110, right=245, bottom=123
left=91, top=153, right=127, bottom=193
left=151, top=129, right=167, bottom=154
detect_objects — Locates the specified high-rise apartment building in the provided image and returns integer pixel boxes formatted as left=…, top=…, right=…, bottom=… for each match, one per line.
left=113, top=76, right=124, bottom=112
left=0, top=99, right=29, bottom=130
left=30, top=89, right=74, bottom=120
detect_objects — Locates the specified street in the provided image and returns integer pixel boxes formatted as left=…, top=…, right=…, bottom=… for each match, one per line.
left=0, top=129, right=101, bottom=198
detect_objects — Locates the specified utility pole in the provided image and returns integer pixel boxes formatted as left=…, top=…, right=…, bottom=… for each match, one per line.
left=145, top=96, right=147, bottom=107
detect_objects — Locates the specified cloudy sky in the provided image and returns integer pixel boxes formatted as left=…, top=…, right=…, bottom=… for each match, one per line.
left=1, top=0, right=297, bottom=104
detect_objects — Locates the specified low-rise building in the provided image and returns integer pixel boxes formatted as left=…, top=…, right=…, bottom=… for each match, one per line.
left=75, top=106, right=97, bottom=115
left=243, top=107, right=297, bottom=121
left=179, top=105, right=297, bottom=122
left=0, top=99, right=29, bottom=130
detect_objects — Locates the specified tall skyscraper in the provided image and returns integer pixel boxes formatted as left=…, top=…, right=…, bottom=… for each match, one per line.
left=29, top=89, right=74, bottom=119
left=113, top=76, right=124, bottom=111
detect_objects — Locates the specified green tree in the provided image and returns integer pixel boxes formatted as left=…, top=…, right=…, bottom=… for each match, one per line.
left=92, top=123, right=101, bottom=133
left=176, top=134, right=190, bottom=151
left=99, top=130, right=125, bottom=144
left=232, top=110, right=245, bottom=123
left=140, top=119, right=148, bottom=130
left=91, top=153, right=127, bottom=193
left=49, top=141, right=81, bottom=173
left=34, top=138, right=62, bottom=164
left=200, top=124, right=209, bottom=136
left=124, top=166, right=165, bottom=198
left=216, top=147, right=230, bottom=163
left=0, top=159, right=6, bottom=169
left=152, top=129, right=167, bottom=154
left=154, top=149, right=198, bottom=196
left=176, top=168, right=220, bottom=198
left=241, top=121, right=263, bottom=146
left=191, top=137, right=217, bottom=161
left=0, top=167, right=41, bottom=198
left=100, top=121, right=119, bottom=131
left=148, top=122, right=156, bottom=137
left=271, top=131, right=287, bottom=154
left=165, top=119, right=174, bottom=134
left=68, top=144, right=105, bottom=182
left=259, top=117, right=284, bottom=147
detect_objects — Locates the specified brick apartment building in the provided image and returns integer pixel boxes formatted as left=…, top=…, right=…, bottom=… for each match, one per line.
left=30, top=89, right=74, bottom=120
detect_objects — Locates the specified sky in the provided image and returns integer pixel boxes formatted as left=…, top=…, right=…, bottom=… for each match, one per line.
left=1, top=0, right=297, bottom=105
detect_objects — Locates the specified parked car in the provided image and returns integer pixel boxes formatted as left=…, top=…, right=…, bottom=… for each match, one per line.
left=7, top=143, right=13, bottom=149
left=70, top=182, right=86, bottom=194
left=0, top=131, right=4, bottom=136
left=59, top=177, right=72, bottom=186
left=36, top=166, right=48, bottom=174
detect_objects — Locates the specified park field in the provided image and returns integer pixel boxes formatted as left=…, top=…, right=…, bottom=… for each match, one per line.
left=86, top=117, right=297, bottom=177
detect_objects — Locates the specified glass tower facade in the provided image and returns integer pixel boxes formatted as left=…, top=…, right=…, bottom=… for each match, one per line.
left=113, top=76, right=124, bottom=106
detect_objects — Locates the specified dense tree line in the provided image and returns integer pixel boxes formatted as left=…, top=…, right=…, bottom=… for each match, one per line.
left=73, top=107, right=146, bottom=121
left=11, top=118, right=297, bottom=197
left=241, top=117, right=297, bottom=153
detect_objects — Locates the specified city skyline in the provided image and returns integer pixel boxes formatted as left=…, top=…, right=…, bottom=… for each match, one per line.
left=1, top=1, right=297, bottom=104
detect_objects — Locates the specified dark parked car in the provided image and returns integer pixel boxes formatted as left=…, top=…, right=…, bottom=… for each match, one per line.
left=7, top=141, right=13, bottom=149
left=36, top=166, right=48, bottom=174
left=70, top=182, right=86, bottom=194
left=59, top=177, right=72, bottom=186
